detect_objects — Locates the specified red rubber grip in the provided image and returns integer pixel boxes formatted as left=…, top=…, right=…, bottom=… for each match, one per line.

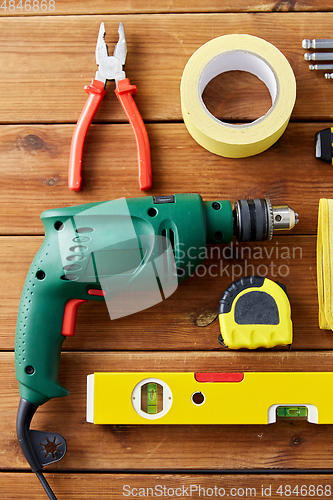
left=68, top=79, right=106, bottom=191
left=115, top=78, right=152, bottom=191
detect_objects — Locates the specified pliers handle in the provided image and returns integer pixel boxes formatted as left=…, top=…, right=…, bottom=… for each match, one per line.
left=68, top=79, right=105, bottom=192
left=115, top=78, right=152, bottom=191
left=68, top=23, right=152, bottom=192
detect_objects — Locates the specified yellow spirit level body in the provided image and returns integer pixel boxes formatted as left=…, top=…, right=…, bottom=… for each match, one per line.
left=87, top=372, right=333, bottom=425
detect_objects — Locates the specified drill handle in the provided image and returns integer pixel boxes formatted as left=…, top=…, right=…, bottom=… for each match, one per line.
left=15, top=274, right=71, bottom=406
left=14, top=240, right=104, bottom=406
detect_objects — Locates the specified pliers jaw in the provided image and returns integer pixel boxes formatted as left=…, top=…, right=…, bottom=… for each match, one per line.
left=95, top=22, right=127, bottom=86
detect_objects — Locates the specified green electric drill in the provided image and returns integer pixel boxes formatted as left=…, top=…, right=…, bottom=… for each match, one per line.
left=15, top=193, right=298, bottom=499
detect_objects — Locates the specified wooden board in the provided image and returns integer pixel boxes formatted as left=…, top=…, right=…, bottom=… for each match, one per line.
left=0, top=14, right=333, bottom=123
left=4, top=352, right=333, bottom=472
left=2, top=4, right=333, bottom=500
left=0, top=123, right=329, bottom=235
left=2, top=473, right=333, bottom=500
left=0, top=234, right=329, bottom=351
left=0, top=1, right=333, bottom=16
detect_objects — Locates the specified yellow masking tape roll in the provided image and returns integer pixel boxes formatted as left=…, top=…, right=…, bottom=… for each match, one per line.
left=180, top=34, right=296, bottom=158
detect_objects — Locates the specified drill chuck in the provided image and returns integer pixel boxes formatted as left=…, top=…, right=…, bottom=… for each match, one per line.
left=233, top=199, right=298, bottom=242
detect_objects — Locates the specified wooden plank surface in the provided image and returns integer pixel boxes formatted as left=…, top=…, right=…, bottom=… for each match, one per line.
left=2, top=3, right=333, bottom=499
left=0, top=234, right=328, bottom=351
left=4, top=352, right=333, bottom=472
left=0, top=122, right=328, bottom=235
left=0, top=0, right=332, bottom=16
left=2, top=473, right=333, bottom=500
left=0, top=13, right=333, bottom=123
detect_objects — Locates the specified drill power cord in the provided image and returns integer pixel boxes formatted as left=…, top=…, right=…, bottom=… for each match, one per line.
left=36, top=472, right=57, bottom=500
left=16, top=398, right=64, bottom=500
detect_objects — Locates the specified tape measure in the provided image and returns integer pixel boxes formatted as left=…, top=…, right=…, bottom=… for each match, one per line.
left=180, top=34, right=296, bottom=158
left=218, top=276, right=292, bottom=349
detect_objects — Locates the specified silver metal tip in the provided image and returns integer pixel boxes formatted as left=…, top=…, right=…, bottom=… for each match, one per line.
left=309, top=65, right=315, bottom=70
left=113, top=22, right=127, bottom=66
left=302, top=39, right=311, bottom=49
left=98, top=22, right=106, bottom=40
left=118, top=22, right=125, bottom=36
left=272, top=205, right=298, bottom=231
left=325, top=73, right=333, bottom=79
left=304, top=53, right=311, bottom=61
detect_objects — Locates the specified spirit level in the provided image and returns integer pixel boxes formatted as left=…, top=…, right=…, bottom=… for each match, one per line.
left=87, top=372, right=333, bottom=425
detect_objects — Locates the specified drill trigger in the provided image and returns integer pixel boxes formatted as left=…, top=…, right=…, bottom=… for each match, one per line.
left=61, top=299, right=88, bottom=337
left=61, top=291, right=107, bottom=337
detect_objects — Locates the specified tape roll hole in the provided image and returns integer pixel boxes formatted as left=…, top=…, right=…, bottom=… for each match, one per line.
left=200, top=51, right=277, bottom=126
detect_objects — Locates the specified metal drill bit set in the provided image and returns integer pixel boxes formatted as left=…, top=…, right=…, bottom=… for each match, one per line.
left=303, top=38, right=333, bottom=79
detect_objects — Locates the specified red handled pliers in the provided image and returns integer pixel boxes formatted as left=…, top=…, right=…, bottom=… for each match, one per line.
left=68, top=22, right=152, bottom=192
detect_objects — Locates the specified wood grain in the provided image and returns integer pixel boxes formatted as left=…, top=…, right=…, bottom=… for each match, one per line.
left=0, top=13, right=332, bottom=123
left=0, top=234, right=328, bottom=351
left=2, top=473, right=333, bottom=500
left=1, top=473, right=333, bottom=500
left=0, top=0, right=332, bottom=16
left=0, top=123, right=327, bottom=236
left=4, top=351, right=333, bottom=472
left=2, top=4, right=333, bottom=497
